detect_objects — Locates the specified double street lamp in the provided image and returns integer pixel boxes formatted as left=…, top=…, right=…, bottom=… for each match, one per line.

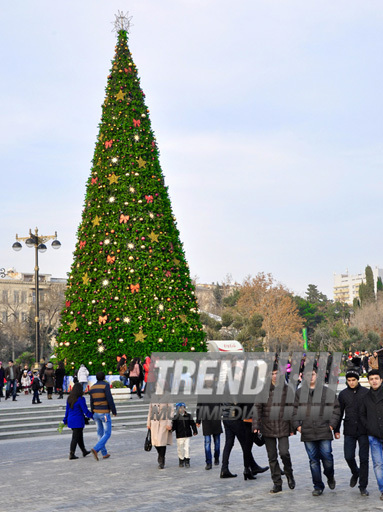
left=12, top=228, right=61, bottom=364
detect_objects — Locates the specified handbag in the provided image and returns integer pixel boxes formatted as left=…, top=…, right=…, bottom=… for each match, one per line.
left=144, top=429, right=152, bottom=452
left=253, top=432, right=265, bottom=447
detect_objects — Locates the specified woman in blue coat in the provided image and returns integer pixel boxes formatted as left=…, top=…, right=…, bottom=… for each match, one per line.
left=63, top=382, right=93, bottom=459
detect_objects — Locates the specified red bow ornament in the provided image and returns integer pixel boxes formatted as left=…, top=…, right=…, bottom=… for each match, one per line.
left=79, top=241, right=86, bottom=249
left=130, top=283, right=140, bottom=293
left=119, top=214, right=129, bottom=224
left=145, top=195, right=153, bottom=203
left=106, top=255, right=116, bottom=264
left=133, top=119, right=141, bottom=128
left=105, top=140, right=113, bottom=149
left=65, top=300, right=71, bottom=308
left=91, top=177, right=98, bottom=185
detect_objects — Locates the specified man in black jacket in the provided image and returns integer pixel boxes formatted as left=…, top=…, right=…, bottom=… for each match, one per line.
left=292, top=368, right=340, bottom=496
left=336, top=369, right=369, bottom=496
left=360, top=370, right=383, bottom=501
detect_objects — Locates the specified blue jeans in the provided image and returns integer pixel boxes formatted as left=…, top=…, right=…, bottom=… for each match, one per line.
left=93, top=413, right=112, bottom=456
left=6, top=380, right=17, bottom=399
left=369, top=436, right=383, bottom=492
left=119, top=376, right=128, bottom=387
left=204, top=434, right=220, bottom=465
left=304, top=440, right=334, bottom=490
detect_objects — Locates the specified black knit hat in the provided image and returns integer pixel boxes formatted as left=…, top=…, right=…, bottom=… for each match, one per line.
left=346, top=369, right=360, bottom=380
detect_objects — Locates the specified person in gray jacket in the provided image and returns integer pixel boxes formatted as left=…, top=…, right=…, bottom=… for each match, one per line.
left=292, top=367, right=341, bottom=496
left=253, top=366, right=295, bottom=493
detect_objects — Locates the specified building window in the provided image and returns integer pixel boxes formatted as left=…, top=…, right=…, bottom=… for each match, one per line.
left=14, top=291, right=19, bottom=304
left=21, top=291, right=27, bottom=304
left=2, top=290, right=7, bottom=302
left=21, top=312, right=27, bottom=322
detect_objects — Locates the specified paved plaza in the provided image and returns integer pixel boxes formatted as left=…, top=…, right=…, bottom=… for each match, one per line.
left=1, top=393, right=383, bottom=512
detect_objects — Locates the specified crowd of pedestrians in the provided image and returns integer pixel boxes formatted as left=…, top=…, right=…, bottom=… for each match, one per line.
left=7, top=351, right=383, bottom=503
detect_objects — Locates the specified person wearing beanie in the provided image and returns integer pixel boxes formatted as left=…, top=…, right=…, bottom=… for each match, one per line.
left=360, top=370, right=383, bottom=501
left=335, top=369, right=369, bottom=496
left=89, top=371, right=117, bottom=460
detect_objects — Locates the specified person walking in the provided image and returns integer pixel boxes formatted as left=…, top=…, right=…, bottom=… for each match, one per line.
left=89, top=371, right=117, bottom=460
left=360, top=370, right=383, bottom=501
left=5, top=360, right=20, bottom=401
left=147, top=402, right=174, bottom=469
left=55, top=361, right=66, bottom=399
left=196, top=401, right=223, bottom=470
left=220, top=402, right=268, bottom=480
left=128, top=357, right=143, bottom=398
left=31, top=371, right=42, bottom=404
left=142, top=356, right=151, bottom=393
left=292, top=367, right=341, bottom=496
left=253, top=366, right=295, bottom=493
left=172, top=402, right=198, bottom=468
left=77, top=364, right=90, bottom=393
left=335, top=369, right=369, bottom=496
left=63, top=382, right=93, bottom=460
left=43, top=362, right=55, bottom=399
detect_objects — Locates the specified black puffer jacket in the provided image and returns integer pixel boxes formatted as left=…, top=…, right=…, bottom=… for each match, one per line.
left=252, top=383, right=292, bottom=438
left=360, top=385, right=383, bottom=438
left=172, top=412, right=198, bottom=439
left=196, top=403, right=223, bottom=436
left=292, top=384, right=340, bottom=442
left=336, top=383, right=368, bottom=437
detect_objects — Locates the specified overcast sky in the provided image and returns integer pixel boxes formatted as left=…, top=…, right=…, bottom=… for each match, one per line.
left=0, top=0, right=382, bottom=299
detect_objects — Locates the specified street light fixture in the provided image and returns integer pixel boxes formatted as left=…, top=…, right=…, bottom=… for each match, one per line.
left=12, top=228, right=61, bottom=364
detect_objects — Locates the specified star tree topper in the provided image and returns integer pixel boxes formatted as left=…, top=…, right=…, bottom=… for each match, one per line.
left=112, top=10, right=133, bottom=34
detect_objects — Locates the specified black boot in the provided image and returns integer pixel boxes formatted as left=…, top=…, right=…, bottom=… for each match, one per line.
left=220, top=469, right=237, bottom=478
left=158, top=456, right=165, bottom=469
left=184, top=458, right=190, bottom=468
left=83, top=450, right=91, bottom=457
left=244, top=467, right=257, bottom=481
left=251, top=462, right=269, bottom=475
left=69, top=452, right=79, bottom=460
left=179, top=458, right=185, bottom=467
left=286, top=473, right=296, bottom=489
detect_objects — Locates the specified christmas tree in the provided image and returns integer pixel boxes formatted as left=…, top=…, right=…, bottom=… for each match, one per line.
left=56, top=13, right=206, bottom=372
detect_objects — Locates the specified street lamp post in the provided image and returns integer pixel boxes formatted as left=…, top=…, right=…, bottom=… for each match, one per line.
left=12, top=228, right=61, bottom=364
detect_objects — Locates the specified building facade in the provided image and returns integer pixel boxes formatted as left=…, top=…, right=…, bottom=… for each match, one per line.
left=0, top=268, right=66, bottom=359
left=333, top=266, right=383, bottom=304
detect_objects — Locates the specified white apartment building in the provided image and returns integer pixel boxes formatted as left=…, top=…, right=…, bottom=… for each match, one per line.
left=333, top=266, right=383, bottom=304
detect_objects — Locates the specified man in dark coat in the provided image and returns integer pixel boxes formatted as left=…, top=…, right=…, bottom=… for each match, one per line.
left=253, top=367, right=295, bottom=493
left=196, top=402, right=223, bottom=470
left=292, top=368, right=340, bottom=496
left=5, top=360, right=20, bottom=401
left=360, top=370, right=383, bottom=501
left=335, top=369, right=369, bottom=496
